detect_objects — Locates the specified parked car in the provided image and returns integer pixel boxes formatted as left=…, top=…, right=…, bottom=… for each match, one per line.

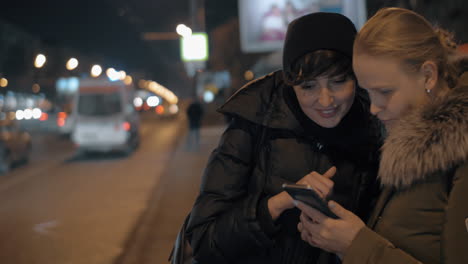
left=0, top=119, right=32, bottom=174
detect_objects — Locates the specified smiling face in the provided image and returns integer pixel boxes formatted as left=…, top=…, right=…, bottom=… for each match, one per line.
left=293, top=75, right=355, bottom=128
left=352, top=53, right=430, bottom=131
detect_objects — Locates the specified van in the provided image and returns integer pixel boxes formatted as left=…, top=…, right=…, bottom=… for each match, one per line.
left=71, top=78, right=140, bottom=154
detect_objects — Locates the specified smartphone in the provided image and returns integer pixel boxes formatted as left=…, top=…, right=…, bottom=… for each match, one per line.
left=282, top=183, right=338, bottom=219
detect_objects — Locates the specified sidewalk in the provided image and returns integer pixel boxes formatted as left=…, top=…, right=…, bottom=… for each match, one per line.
left=114, top=122, right=227, bottom=264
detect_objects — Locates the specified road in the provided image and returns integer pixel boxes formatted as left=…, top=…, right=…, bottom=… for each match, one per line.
left=0, top=114, right=187, bottom=264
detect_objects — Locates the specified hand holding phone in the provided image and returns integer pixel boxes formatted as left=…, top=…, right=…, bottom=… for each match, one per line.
left=282, top=183, right=338, bottom=219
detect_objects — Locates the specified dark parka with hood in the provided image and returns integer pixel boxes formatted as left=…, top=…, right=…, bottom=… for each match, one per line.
left=185, top=70, right=382, bottom=264
left=343, top=72, right=468, bottom=264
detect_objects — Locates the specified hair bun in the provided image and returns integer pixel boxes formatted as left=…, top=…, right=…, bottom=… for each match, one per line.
left=434, top=27, right=458, bottom=53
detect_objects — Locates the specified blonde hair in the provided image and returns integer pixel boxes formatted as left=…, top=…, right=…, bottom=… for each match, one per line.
left=354, top=8, right=459, bottom=87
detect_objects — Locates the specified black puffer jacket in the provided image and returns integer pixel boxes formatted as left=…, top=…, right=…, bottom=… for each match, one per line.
left=186, top=71, right=382, bottom=264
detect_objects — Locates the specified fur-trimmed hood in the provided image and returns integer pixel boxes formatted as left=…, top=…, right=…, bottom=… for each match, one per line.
left=379, top=73, right=468, bottom=189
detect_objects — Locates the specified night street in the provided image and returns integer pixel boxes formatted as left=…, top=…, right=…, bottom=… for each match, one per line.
left=1, top=1, right=467, bottom=263
left=0, top=113, right=223, bottom=264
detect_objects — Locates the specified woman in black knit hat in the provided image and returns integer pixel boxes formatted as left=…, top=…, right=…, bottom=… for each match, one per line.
left=184, top=12, right=382, bottom=264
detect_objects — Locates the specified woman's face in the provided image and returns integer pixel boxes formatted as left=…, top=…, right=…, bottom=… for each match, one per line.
left=353, top=53, right=429, bottom=132
left=293, top=75, right=355, bottom=128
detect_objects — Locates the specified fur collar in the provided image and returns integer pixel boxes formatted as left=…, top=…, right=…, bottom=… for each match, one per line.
left=379, top=74, right=468, bottom=189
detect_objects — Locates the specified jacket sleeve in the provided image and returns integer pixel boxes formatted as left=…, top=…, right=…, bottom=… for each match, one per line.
left=442, top=162, right=468, bottom=263
left=343, top=162, right=468, bottom=264
left=343, top=227, right=422, bottom=264
left=186, top=117, right=275, bottom=263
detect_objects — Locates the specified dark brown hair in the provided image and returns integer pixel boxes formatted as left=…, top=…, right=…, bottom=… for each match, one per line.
left=283, top=50, right=354, bottom=86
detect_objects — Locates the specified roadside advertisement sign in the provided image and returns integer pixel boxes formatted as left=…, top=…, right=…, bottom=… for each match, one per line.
left=238, top=0, right=366, bottom=53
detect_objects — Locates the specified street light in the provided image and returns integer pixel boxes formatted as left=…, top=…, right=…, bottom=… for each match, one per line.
left=91, top=65, right=102, bottom=77
left=244, top=70, right=254, bottom=81
left=123, top=75, right=133, bottom=85
left=118, top=70, right=126, bottom=80
left=176, top=24, right=192, bottom=38
left=106, top=68, right=120, bottom=81
left=66, top=58, right=79, bottom=71
left=34, top=54, right=46, bottom=68
left=0, top=78, right=7, bottom=88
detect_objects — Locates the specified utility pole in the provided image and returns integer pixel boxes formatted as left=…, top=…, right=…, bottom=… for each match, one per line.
left=143, top=0, right=208, bottom=98
left=189, top=0, right=206, bottom=98
left=190, top=0, right=206, bottom=32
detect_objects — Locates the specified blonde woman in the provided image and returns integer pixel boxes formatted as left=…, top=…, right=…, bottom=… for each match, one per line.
left=296, top=7, right=468, bottom=264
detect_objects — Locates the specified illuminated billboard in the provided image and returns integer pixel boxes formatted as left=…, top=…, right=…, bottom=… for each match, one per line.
left=238, top=0, right=366, bottom=53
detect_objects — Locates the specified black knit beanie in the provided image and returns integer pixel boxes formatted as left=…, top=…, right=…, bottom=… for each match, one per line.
left=282, top=12, right=357, bottom=73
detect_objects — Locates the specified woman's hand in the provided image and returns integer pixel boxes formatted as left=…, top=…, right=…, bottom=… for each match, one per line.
left=296, top=166, right=336, bottom=198
left=268, top=191, right=295, bottom=220
left=268, top=166, right=336, bottom=221
left=296, top=200, right=365, bottom=257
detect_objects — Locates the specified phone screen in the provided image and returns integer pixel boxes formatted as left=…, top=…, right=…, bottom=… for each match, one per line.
left=282, top=183, right=338, bottom=219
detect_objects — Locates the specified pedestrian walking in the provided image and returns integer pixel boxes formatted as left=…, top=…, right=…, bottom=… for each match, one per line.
left=186, top=99, right=204, bottom=151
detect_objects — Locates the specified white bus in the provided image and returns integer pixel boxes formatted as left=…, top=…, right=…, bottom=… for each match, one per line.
left=71, top=78, right=140, bottom=154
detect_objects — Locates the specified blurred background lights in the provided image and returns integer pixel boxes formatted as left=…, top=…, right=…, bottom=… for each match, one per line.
left=32, top=108, right=42, bottom=119
left=146, top=96, right=160, bottom=107
left=133, top=97, right=143, bottom=108
left=15, top=110, right=24, bottom=120
left=123, top=75, right=133, bottom=85
left=144, top=80, right=178, bottom=105
left=155, top=105, right=164, bottom=115
left=244, top=70, right=254, bottom=81
left=119, top=70, right=126, bottom=80
left=106, top=67, right=115, bottom=77
left=91, top=65, right=102, bottom=77
left=25, top=98, right=34, bottom=108
left=34, top=54, right=46, bottom=68
left=39, top=112, right=48, bottom=121
left=0, top=78, right=7, bottom=87
left=57, top=78, right=67, bottom=90
left=106, top=68, right=121, bottom=81
left=56, top=77, right=80, bottom=93
left=181, top=33, right=208, bottom=61
left=23, top=109, right=33, bottom=120
left=68, top=77, right=80, bottom=92
left=203, top=90, right=214, bottom=103
left=149, top=81, right=157, bottom=90
left=169, top=104, right=179, bottom=114
left=176, top=24, right=192, bottom=38
left=66, top=58, right=79, bottom=70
